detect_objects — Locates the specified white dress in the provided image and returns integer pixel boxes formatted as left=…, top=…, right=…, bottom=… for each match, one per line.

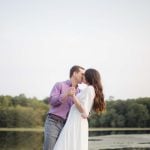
left=53, top=86, right=95, bottom=150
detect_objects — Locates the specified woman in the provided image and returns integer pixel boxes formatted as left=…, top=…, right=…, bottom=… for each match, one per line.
left=53, top=68, right=105, bottom=150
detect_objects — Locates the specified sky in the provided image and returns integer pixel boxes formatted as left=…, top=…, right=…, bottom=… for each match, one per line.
left=0, top=0, right=150, bottom=100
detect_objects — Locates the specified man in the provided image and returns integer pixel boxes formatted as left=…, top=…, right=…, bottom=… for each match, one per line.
left=43, top=65, right=85, bottom=150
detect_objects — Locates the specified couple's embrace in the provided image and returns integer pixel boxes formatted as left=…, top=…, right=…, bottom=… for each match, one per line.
left=43, top=65, right=105, bottom=150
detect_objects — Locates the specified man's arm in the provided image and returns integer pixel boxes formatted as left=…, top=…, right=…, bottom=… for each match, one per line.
left=49, top=82, right=74, bottom=106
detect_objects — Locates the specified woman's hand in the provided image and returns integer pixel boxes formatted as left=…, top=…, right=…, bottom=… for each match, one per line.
left=81, top=113, right=88, bottom=119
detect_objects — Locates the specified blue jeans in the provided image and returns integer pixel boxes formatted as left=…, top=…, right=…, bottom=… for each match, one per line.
left=43, top=115, right=65, bottom=150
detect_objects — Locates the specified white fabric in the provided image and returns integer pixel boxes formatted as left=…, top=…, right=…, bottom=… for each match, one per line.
left=53, top=86, right=95, bottom=150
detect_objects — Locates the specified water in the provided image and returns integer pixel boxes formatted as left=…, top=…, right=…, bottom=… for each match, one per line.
left=0, top=131, right=150, bottom=150
left=0, top=131, right=43, bottom=150
left=89, top=134, right=150, bottom=150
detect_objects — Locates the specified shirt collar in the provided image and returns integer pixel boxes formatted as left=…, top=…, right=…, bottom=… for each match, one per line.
left=65, top=80, right=79, bottom=89
left=65, top=80, right=71, bottom=86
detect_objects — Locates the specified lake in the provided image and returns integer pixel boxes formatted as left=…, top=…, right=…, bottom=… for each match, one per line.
left=0, top=129, right=150, bottom=150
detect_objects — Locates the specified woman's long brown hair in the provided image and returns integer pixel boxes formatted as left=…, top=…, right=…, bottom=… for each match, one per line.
left=85, top=68, right=105, bottom=113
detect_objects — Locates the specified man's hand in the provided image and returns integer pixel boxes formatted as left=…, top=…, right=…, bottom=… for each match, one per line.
left=68, top=87, right=76, bottom=96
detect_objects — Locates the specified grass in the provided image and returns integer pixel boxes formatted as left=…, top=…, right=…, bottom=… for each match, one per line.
left=0, top=127, right=150, bottom=132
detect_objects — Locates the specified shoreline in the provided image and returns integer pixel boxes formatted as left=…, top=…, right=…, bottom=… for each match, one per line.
left=0, top=127, right=150, bottom=132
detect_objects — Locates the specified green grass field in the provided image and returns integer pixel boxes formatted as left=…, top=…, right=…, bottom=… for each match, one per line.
left=0, top=127, right=150, bottom=132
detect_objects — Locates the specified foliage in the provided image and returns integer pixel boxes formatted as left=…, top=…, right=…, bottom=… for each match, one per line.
left=88, top=97, right=150, bottom=127
left=0, top=95, right=150, bottom=127
left=0, top=94, right=49, bottom=127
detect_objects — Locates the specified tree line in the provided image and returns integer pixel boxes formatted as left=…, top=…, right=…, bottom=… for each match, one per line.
left=89, top=97, right=150, bottom=127
left=0, top=94, right=150, bottom=128
left=0, top=94, right=49, bottom=127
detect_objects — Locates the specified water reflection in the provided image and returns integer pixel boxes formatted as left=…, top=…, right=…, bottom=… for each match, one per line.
left=89, top=133, right=150, bottom=150
left=0, top=131, right=43, bottom=150
left=0, top=131, right=150, bottom=150
left=89, top=130, right=150, bottom=136
left=100, top=148, right=150, bottom=150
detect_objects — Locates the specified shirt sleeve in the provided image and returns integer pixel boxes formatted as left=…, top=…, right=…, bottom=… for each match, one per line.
left=49, top=82, right=66, bottom=106
left=79, top=86, right=95, bottom=116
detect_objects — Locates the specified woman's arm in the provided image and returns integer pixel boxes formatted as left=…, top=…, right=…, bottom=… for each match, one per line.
left=72, top=95, right=88, bottom=118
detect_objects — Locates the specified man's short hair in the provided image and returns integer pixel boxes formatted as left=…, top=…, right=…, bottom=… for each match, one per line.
left=69, top=65, right=85, bottom=78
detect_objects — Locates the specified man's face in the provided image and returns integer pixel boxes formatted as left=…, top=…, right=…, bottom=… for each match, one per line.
left=82, top=75, right=87, bottom=84
left=75, top=68, right=85, bottom=84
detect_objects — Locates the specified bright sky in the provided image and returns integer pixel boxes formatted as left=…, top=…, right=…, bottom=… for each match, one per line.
left=0, top=0, right=150, bottom=100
